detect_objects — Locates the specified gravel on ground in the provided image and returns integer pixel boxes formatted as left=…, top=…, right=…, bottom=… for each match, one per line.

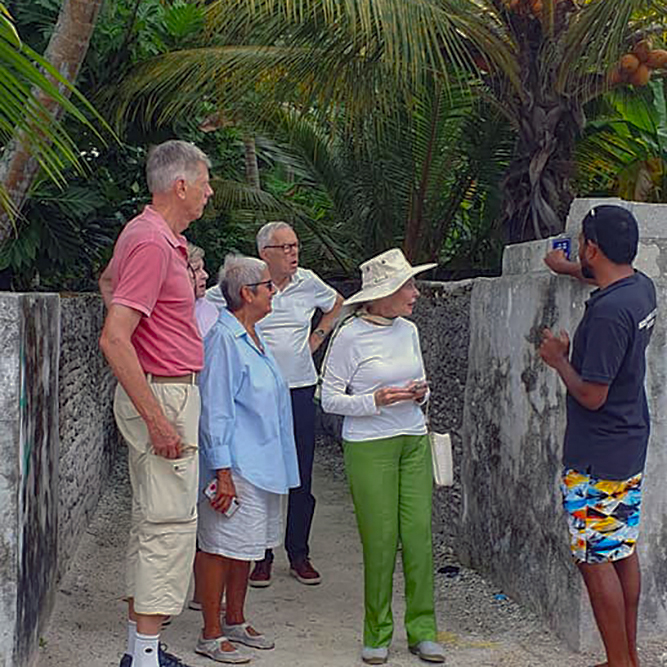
left=37, top=442, right=667, bottom=667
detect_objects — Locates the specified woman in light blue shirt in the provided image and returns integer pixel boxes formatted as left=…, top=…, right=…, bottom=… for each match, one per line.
left=195, top=254, right=300, bottom=664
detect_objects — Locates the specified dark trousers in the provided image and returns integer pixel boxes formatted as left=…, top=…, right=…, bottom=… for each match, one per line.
left=264, top=385, right=316, bottom=565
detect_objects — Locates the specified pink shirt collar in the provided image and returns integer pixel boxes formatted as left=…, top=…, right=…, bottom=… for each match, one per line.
left=141, top=205, right=188, bottom=251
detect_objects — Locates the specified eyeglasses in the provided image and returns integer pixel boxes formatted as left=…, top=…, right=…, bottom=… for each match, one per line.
left=264, top=242, right=299, bottom=254
left=245, top=279, right=274, bottom=290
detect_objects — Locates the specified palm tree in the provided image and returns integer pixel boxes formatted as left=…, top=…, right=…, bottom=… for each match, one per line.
left=0, top=0, right=104, bottom=242
left=223, top=87, right=513, bottom=264
left=111, top=0, right=667, bottom=247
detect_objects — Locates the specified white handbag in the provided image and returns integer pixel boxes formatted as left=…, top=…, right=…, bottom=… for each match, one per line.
left=429, top=432, right=454, bottom=487
left=426, top=399, right=454, bottom=487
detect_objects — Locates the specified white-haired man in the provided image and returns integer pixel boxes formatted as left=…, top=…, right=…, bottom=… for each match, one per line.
left=100, top=140, right=213, bottom=667
left=207, top=221, right=343, bottom=587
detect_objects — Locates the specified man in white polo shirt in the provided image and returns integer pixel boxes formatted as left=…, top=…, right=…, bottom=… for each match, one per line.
left=207, top=222, right=343, bottom=586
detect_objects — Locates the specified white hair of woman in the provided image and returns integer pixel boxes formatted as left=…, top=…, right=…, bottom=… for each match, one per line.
left=146, top=140, right=211, bottom=194
left=218, top=254, right=267, bottom=311
left=256, top=221, right=294, bottom=252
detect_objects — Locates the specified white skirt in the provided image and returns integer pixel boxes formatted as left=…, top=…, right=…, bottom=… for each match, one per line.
left=197, top=472, right=283, bottom=561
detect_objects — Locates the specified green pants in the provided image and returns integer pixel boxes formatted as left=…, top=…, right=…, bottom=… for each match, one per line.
left=344, top=434, right=437, bottom=648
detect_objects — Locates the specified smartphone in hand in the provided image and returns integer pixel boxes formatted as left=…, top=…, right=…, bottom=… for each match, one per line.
left=410, top=380, right=429, bottom=393
left=204, top=479, right=240, bottom=518
left=552, top=238, right=571, bottom=260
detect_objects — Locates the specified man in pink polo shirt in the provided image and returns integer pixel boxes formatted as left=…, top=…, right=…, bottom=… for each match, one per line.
left=100, top=140, right=213, bottom=667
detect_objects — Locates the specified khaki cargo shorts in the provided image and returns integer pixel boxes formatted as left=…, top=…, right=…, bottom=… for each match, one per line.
left=114, top=381, right=200, bottom=616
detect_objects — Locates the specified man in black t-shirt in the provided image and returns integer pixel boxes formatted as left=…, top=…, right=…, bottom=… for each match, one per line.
left=540, top=205, right=656, bottom=667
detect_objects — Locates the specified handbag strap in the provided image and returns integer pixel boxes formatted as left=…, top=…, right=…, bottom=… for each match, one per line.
left=314, top=309, right=358, bottom=401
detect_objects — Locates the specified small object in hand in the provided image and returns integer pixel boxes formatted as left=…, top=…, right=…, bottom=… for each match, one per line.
left=411, top=380, right=429, bottom=393
left=204, top=478, right=218, bottom=500
left=551, top=237, right=571, bottom=260
left=204, top=479, right=240, bottom=517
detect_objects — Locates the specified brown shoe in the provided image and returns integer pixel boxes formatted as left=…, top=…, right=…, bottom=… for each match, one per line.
left=290, top=558, right=321, bottom=585
left=249, top=559, right=272, bottom=588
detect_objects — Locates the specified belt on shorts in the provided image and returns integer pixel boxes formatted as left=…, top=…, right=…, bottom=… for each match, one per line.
left=146, top=372, right=198, bottom=385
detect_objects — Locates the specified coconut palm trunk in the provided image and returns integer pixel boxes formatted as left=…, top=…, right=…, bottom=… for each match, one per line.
left=243, top=135, right=261, bottom=188
left=502, top=95, right=582, bottom=243
left=0, top=0, right=103, bottom=242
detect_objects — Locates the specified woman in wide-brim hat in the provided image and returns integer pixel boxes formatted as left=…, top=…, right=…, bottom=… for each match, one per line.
left=321, top=249, right=444, bottom=665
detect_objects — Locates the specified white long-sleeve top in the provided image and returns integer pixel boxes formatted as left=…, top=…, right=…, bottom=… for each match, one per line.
left=321, top=316, right=428, bottom=442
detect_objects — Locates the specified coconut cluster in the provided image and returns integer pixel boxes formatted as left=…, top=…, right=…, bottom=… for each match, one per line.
left=504, top=0, right=571, bottom=18
left=609, top=40, right=667, bottom=87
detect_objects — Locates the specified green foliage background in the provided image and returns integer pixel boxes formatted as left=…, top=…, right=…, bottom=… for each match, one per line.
left=1, top=0, right=666, bottom=291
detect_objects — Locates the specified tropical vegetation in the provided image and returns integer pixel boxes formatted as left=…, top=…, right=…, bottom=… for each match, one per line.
left=1, top=0, right=666, bottom=289
left=0, top=1, right=100, bottom=227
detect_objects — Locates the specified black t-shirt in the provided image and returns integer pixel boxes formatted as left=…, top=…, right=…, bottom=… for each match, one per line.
left=563, top=271, right=657, bottom=480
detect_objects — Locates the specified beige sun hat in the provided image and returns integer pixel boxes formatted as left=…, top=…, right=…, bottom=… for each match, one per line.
left=343, top=248, right=437, bottom=306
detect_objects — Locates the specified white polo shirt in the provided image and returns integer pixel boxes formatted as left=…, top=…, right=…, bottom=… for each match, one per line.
left=205, top=267, right=338, bottom=388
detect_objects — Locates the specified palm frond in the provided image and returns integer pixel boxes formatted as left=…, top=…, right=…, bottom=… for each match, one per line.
left=108, top=0, right=526, bottom=135
left=0, top=3, right=107, bottom=218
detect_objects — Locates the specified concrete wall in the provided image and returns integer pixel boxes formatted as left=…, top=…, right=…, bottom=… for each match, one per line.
left=0, top=294, right=60, bottom=667
left=0, top=293, right=118, bottom=667
left=459, top=198, right=667, bottom=650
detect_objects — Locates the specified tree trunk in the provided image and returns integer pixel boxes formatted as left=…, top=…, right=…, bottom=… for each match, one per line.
left=243, top=135, right=261, bottom=189
left=0, top=0, right=104, bottom=243
left=499, top=5, right=584, bottom=244
left=502, top=99, right=581, bottom=243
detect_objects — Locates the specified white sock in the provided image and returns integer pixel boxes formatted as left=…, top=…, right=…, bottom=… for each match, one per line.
left=134, top=633, right=160, bottom=667
left=126, top=620, right=137, bottom=656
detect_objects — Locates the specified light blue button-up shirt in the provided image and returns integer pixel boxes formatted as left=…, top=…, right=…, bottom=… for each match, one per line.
left=198, top=308, right=300, bottom=495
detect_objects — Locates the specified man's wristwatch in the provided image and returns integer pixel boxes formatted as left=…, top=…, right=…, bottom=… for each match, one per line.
left=313, top=328, right=326, bottom=339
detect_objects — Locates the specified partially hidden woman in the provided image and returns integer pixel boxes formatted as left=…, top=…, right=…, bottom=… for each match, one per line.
left=321, top=248, right=445, bottom=665
left=196, top=254, right=300, bottom=664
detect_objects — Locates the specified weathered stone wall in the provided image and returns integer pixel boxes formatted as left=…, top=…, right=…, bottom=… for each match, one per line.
left=0, top=294, right=60, bottom=667
left=412, top=280, right=473, bottom=557
left=58, top=295, right=119, bottom=578
left=459, top=198, right=667, bottom=650
left=0, top=293, right=117, bottom=667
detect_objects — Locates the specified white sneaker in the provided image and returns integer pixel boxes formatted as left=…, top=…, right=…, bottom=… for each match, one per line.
left=361, top=646, right=389, bottom=664
left=223, top=623, right=275, bottom=650
left=194, top=635, right=251, bottom=664
left=409, top=641, right=445, bottom=663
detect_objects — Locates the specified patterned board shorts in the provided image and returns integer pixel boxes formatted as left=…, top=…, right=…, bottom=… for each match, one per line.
left=561, top=468, right=643, bottom=564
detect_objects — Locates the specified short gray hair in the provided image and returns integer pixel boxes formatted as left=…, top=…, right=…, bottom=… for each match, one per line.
left=187, top=243, right=205, bottom=264
left=219, top=254, right=267, bottom=311
left=256, top=221, right=294, bottom=252
left=146, top=140, right=211, bottom=194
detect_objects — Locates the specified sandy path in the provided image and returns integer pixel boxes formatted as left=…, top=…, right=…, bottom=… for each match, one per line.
left=37, top=449, right=665, bottom=667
